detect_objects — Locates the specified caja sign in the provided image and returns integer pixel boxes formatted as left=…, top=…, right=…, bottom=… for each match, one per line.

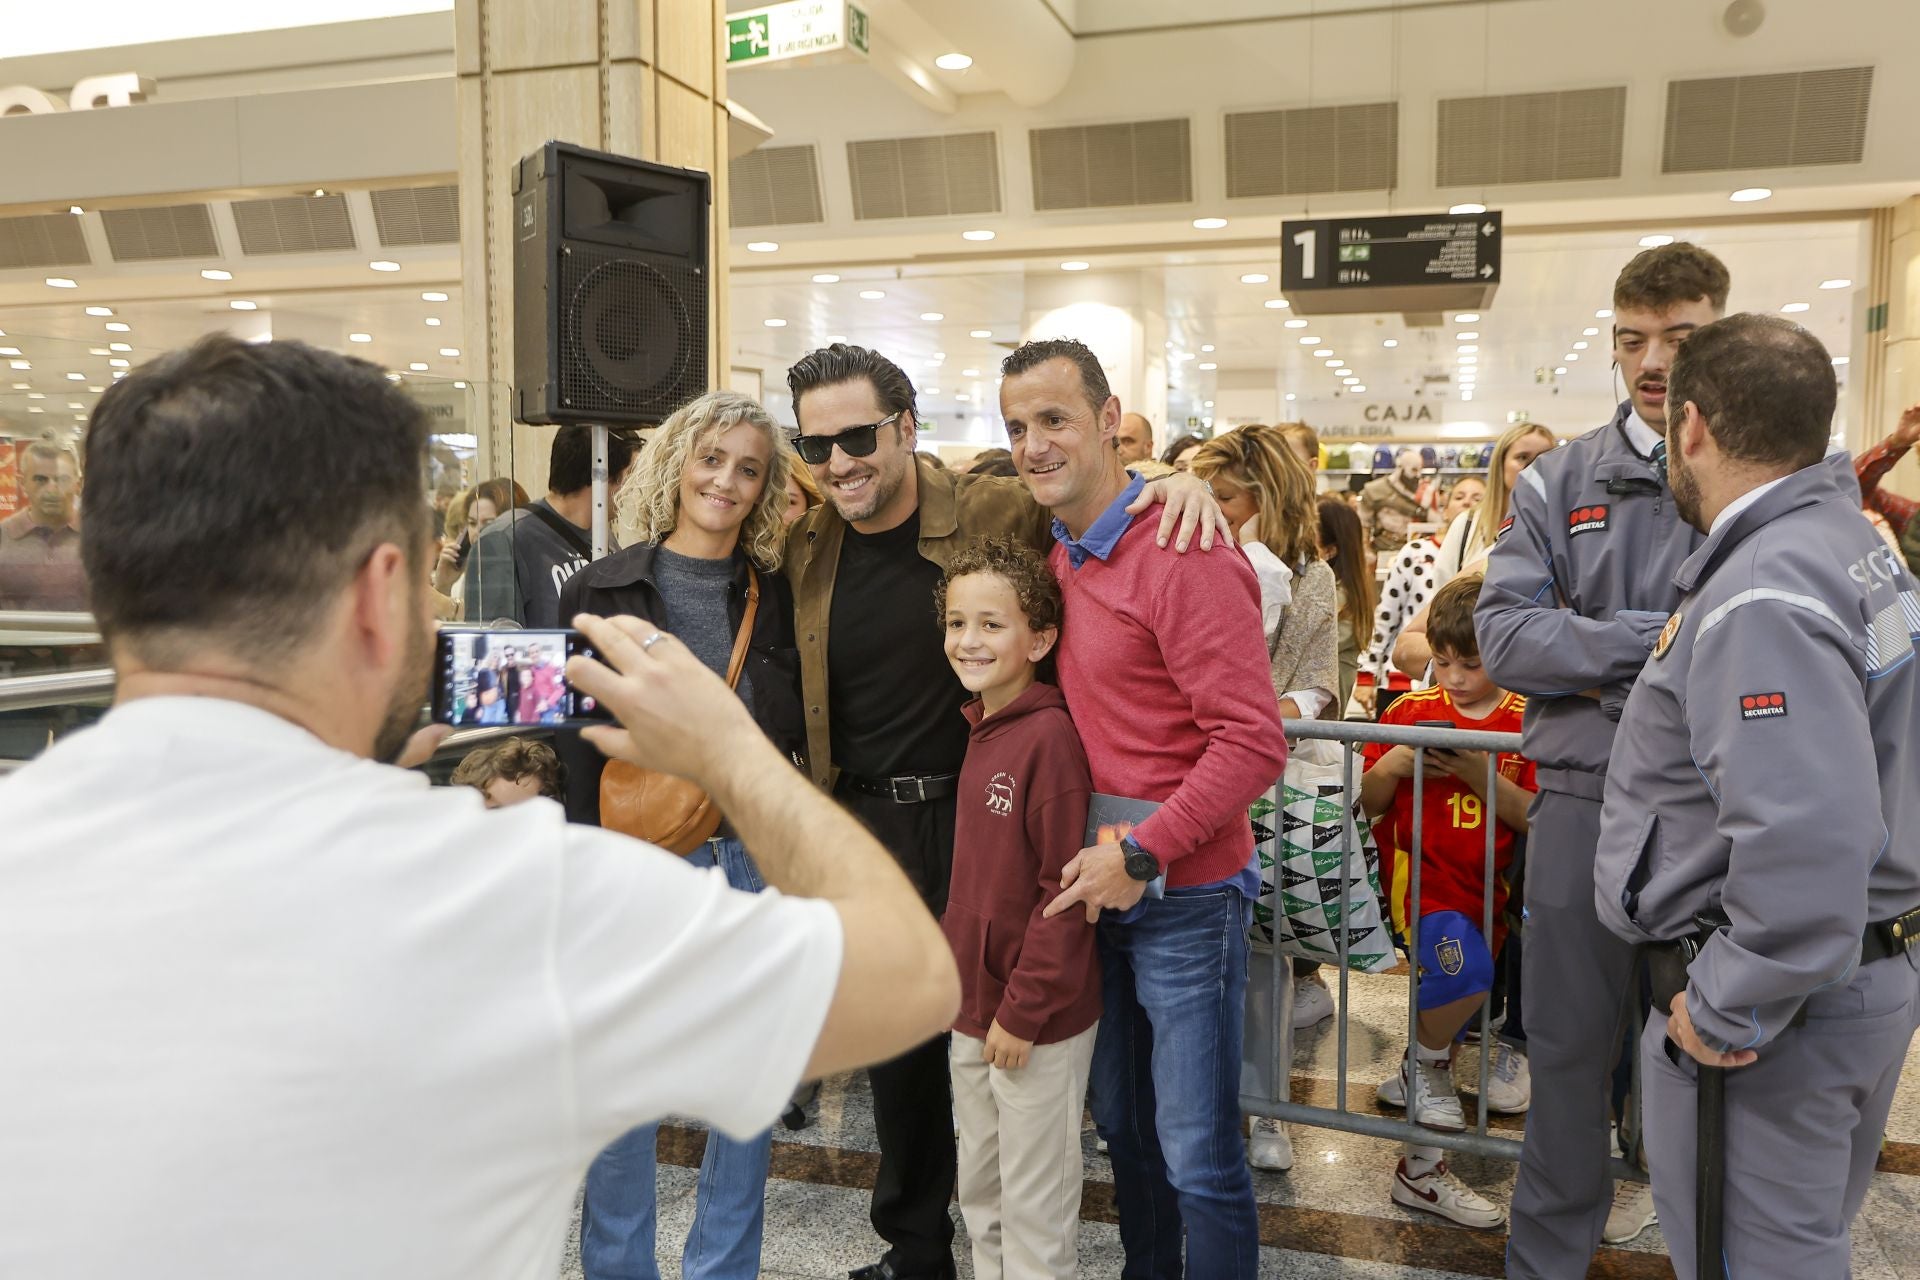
left=0, top=74, right=154, bottom=117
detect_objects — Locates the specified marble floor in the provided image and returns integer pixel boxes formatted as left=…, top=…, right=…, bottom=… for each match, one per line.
left=558, top=966, right=1920, bottom=1279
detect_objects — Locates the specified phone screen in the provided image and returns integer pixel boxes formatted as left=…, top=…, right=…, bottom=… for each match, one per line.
left=431, top=628, right=611, bottom=727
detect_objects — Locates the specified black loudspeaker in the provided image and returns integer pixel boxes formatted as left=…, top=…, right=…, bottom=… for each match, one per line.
left=512, top=141, right=711, bottom=426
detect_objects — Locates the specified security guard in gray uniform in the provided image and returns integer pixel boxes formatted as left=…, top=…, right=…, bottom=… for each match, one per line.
left=1595, top=313, right=1920, bottom=1278
left=1477, top=242, right=1724, bottom=1275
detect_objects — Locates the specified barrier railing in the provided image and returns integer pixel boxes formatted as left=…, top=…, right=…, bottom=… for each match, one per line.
left=1242, top=717, right=1642, bottom=1178
left=0, top=666, right=114, bottom=714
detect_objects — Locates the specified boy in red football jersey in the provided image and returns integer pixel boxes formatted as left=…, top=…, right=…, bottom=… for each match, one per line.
left=1360, top=573, right=1536, bottom=1230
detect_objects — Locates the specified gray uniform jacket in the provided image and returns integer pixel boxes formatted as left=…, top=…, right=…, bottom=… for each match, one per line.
left=1476, top=403, right=1703, bottom=800
left=1594, top=454, right=1920, bottom=1053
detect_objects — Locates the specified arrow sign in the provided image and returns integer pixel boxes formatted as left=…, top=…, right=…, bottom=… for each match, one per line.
left=1482, top=221, right=1497, bottom=236
left=1480, top=263, right=1495, bottom=278
left=1280, top=210, right=1501, bottom=315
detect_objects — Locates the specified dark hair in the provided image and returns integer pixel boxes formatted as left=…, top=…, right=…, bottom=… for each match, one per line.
left=1317, top=496, right=1376, bottom=630
left=1161, top=433, right=1205, bottom=466
left=83, top=335, right=429, bottom=663
left=785, top=342, right=918, bottom=429
left=1613, top=242, right=1731, bottom=313
left=972, top=457, right=1019, bottom=478
left=1667, top=313, right=1835, bottom=471
left=1426, top=573, right=1485, bottom=662
left=548, top=424, right=639, bottom=495
left=1000, top=338, right=1113, bottom=415
left=936, top=535, right=1064, bottom=634
left=450, top=735, right=563, bottom=800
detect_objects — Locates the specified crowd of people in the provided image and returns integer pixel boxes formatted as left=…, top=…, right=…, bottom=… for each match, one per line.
left=1, top=239, right=1918, bottom=1280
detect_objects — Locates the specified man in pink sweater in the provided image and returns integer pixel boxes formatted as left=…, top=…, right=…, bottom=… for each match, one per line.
left=1013, top=339, right=1288, bottom=1279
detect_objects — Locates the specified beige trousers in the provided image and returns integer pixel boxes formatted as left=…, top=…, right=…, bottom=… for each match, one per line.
left=949, top=1023, right=1099, bottom=1280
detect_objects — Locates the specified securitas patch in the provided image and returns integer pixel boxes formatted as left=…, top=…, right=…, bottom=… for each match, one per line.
left=1740, top=692, right=1789, bottom=721
left=1568, top=505, right=1610, bottom=537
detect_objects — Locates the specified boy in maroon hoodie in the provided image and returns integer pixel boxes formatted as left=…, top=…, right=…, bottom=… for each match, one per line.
left=935, top=537, right=1101, bottom=1280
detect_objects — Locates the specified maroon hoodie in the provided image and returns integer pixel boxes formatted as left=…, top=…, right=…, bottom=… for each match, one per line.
left=942, top=682, right=1102, bottom=1045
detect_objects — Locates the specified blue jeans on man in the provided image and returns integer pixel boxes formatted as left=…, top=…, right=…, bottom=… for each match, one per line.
left=581, top=838, right=774, bottom=1280
left=1091, top=883, right=1261, bottom=1279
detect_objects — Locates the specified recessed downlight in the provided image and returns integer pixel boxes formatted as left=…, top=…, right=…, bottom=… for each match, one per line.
left=1198, top=362, right=1217, bottom=370
left=201, top=269, right=232, bottom=281
left=970, top=329, right=992, bottom=338
left=349, top=333, right=372, bottom=343
left=1299, top=336, right=1320, bottom=345
left=1284, top=319, right=1309, bottom=329
left=1192, top=217, right=1228, bottom=230
left=1820, top=278, right=1852, bottom=290
left=229, top=300, right=257, bottom=310
left=409, top=362, right=429, bottom=371
left=1638, top=235, right=1674, bottom=248
left=1780, top=301, right=1810, bottom=313
left=46, top=278, right=78, bottom=288
left=1449, top=203, right=1487, bottom=215
left=1240, top=273, right=1269, bottom=285
left=439, top=347, right=460, bottom=357
left=425, top=317, right=442, bottom=326
left=764, top=318, right=787, bottom=328
left=109, top=342, right=131, bottom=352
left=1454, top=313, right=1480, bottom=323
left=812, top=273, right=841, bottom=284
left=1382, top=339, right=1398, bottom=348
left=1729, top=187, right=1772, bottom=202
left=746, top=241, right=779, bottom=253
left=921, top=312, right=945, bottom=321
left=422, top=291, right=449, bottom=302
left=85, top=306, right=112, bottom=317
left=1060, top=261, right=1090, bottom=271
left=860, top=289, right=887, bottom=299
left=1264, top=299, right=1289, bottom=310
left=962, top=229, right=995, bottom=241
left=370, top=260, right=400, bottom=272
left=935, top=53, right=973, bottom=70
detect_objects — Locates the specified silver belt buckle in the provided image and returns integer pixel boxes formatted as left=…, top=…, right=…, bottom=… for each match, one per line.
left=891, top=775, right=926, bottom=803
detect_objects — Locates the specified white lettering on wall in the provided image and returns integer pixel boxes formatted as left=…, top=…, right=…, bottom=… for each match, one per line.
left=0, top=73, right=154, bottom=117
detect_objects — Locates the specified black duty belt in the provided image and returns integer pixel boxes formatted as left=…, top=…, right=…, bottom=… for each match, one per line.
left=1647, top=906, right=1920, bottom=1027
left=841, top=772, right=959, bottom=804
left=1863, top=906, right=1920, bottom=966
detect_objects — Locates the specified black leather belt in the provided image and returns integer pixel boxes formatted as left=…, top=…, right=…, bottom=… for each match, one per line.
left=841, top=772, right=959, bottom=804
left=1862, top=906, right=1920, bottom=966
left=1648, top=907, right=1920, bottom=1025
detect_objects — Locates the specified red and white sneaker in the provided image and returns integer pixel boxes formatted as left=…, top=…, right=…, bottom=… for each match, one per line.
left=1391, top=1157, right=1507, bottom=1229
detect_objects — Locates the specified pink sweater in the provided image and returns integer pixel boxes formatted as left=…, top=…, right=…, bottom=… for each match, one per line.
left=1051, top=513, right=1289, bottom=888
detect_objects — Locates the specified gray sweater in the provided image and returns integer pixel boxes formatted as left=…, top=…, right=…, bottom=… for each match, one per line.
left=1270, top=558, right=1340, bottom=712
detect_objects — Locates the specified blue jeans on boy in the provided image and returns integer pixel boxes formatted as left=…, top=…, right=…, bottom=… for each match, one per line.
left=1091, top=883, right=1260, bottom=1280
left=581, top=837, right=773, bottom=1280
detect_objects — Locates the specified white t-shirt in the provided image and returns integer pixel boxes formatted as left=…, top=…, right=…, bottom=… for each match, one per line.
left=0, top=696, right=843, bottom=1279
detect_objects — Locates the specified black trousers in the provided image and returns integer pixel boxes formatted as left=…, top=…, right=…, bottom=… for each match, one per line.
left=838, top=784, right=959, bottom=1275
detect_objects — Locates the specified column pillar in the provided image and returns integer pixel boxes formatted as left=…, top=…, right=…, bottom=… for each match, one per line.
left=455, top=0, right=730, bottom=489
left=1023, top=269, right=1169, bottom=447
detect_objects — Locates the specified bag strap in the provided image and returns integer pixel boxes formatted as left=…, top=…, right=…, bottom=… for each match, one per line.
left=723, top=566, right=760, bottom=691
left=525, top=502, right=594, bottom=560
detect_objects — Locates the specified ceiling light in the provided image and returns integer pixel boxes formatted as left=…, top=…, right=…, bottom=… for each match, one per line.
left=955, top=392, right=971, bottom=401
left=347, top=333, right=372, bottom=344
left=860, top=289, right=887, bottom=299
left=1284, top=393, right=1296, bottom=402
left=1284, top=319, right=1309, bottom=329
left=1351, top=385, right=1367, bottom=394
left=1455, top=332, right=1479, bottom=341
left=1383, top=339, right=1398, bottom=348
left=89, top=347, right=108, bottom=356
left=1461, top=391, right=1474, bottom=401
left=109, top=358, right=128, bottom=368
left=925, top=388, right=941, bottom=396
left=1454, top=313, right=1480, bottom=323
left=1583, top=327, right=1600, bottom=336
left=1264, top=298, right=1290, bottom=310
left=1596, top=308, right=1613, bottom=318
left=409, top=362, right=429, bottom=371
left=27, top=407, right=41, bottom=414
left=84, top=306, right=112, bottom=317
left=920, top=311, right=944, bottom=321
left=1833, top=356, right=1850, bottom=366
left=1457, top=344, right=1479, bottom=354
left=1638, top=235, right=1674, bottom=248
left=1729, top=187, right=1771, bottom=202
left=1204, top=400, right=1215, bottom=408
left=1564, top=353, right=1580, bottom=361
left=746, top=241, right=779, bottom=253
left=46, top=277, right=77, bottom=288
left=1458, top=355, right=1477, bottom=364
left=8, top=383, right=22, bottom=390
left=229, top=300, right=257, bottom=310
left=312, top=188, right=327, bottom=198
left=1573, top=341, right=1589, bottom=350
left=9, top=361, right=28, bottom=370
left=68, top=205, right=85, bottom=216
left=1240, top=273, right=1269, bottom=285
left=1780, top=301, right=1810, bottom=313
left=1555, top=366, right=1568, bottom=375
left=67, top=372, right=85, bottom=381
left=370, top=260, right=401, bottom=272
left=1820, top=278, right=1852, bottom=290
left=438, top=347, right=460, bottom=357
left=1325, top=359, right=1343, bottom=367
left=109, top=342, right=131, bottom=352
left=935, top=52, right=973, bottom=70
left=454, top=380, right=467, bottom=388
left=960, top=368, right=980, bottom=378
left=970, top=329, right=992, bottom=338
left=764, top=318, right=787, bottom=328
left=810, top=273, right=840, bottom=284
left=67, top=401, right=83, bottom=409
left=88, top=385, right=103, bottom=392
left=422, top=291, right=449, bottom=302
left=931, top=351, right=945, bottom=360
left=1060, top=261, right=1090, bottom=271
left=425, top=317, right=442, bottom=326
left=1299, top=336, right=1320, bottom=345
left=962, top=229, right=995, bottom=241
left=26, top=391, right=43, bottom=397
left=1192, top=217, right=1228, bottom=230
left=113, top=371, right=127, bottom=380
left=1312, top=348, right=1333, bottom=357
left=198, top=269, right=233, bottom=281
left=1449, top=203, right=1488, bottom=215
left=1200, top=344, right=1215, bottom=353
left=0, top=347, right=17, bottom=356
left=1198, top=361, right=1217, bottom=370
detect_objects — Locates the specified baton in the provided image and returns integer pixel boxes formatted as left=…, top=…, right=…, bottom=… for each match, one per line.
left=1695, top=1061, right=1727, bottom=1278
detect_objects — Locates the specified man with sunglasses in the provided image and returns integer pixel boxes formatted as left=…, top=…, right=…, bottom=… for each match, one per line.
left=783, top=343, right=1228, bottom=1280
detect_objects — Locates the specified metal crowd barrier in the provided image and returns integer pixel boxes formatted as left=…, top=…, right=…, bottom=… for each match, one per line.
left=1241, top=717, right=1642, bottom=1179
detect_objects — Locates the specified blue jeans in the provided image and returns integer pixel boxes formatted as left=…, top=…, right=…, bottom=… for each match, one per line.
left=1091, top=884, right=1260, bottom=1280
left=581, top=838, right=773, bottom=1280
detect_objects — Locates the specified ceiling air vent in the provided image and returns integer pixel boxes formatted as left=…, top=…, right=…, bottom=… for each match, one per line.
left=370, top=184, right=460, bottom=246
left=1436, top=86, right=1626, bottom=186
left=231, top=193, right=356, bottom=255
left=100, top=204, right=218, bottom=262
left=0, top=213, right=90, bottom=270
left=847, top=131, right=1001, bottom=220
left=1225, top=102, right=1398, bottom=198
left=731, top=144, right=825, bottom=227
left=1662, top=66, right=1872, bottom=173
left=1030, top=118, right=1192, bottom=211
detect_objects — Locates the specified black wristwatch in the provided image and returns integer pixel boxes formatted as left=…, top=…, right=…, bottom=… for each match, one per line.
left=1119, top=835, right=1161, bottom=882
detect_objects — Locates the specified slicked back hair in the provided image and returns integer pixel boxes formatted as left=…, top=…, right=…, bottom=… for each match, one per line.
left=1000, top=338, right=1113, bottom=416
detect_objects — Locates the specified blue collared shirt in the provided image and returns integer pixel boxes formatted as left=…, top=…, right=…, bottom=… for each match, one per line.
left=1052, top=473, right=1147, bottom=571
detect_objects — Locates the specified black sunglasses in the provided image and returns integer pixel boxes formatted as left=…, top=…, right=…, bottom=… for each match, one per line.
left=792, top=412, right=903, bottom=466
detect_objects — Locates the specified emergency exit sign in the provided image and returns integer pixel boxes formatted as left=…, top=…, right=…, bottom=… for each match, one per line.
left=727, top=0, right=870, bottom=65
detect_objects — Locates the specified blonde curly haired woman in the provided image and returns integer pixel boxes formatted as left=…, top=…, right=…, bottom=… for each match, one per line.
left=556, top=389, right=806, bottom=1280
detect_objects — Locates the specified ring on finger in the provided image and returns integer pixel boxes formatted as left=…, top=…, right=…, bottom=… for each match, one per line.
left=641, top=632, right=666, bottom=651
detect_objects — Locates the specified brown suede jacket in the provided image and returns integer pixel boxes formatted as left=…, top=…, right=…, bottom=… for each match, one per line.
left=783, top=456, right=1051, bottom=788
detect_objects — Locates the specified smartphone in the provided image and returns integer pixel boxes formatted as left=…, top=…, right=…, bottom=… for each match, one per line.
left=431, top=628, right=613, bottom=727
left=1413, top=720, right=1463, bottom=758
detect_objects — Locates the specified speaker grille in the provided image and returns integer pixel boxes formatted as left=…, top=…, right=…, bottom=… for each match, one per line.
left=1030, top=118, right=1192, bottom=211
left=370, top=184, right=461, bottom=246
left=1225, top=102, right=1398, bottom=197
left=557, top=245, right=707, bottom=422
left=232, top=193, right=356, bottom=255
left=100, top=204, right=219, bottom=262
left=846, top=131, right=1002, bottom=220
left=0, top=213, right=90, bottom=269
left=731, top=144, right=825, bottom=227
left=1437, top=86, right=1626, bottom=186
left=1662, top=66, right=1872, bottom=173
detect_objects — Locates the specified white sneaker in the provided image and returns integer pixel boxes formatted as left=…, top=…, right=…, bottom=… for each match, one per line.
left=1248, top=1116, right=1293, bottom=1171
left=1604, top=1179, right=1657, bottom=1244
left=1391, top=1158, right=1507, bottom=1229
left=1455, top=1040, right=1532, bottom=1114
left=1377, top=1055, right=1465, bottom=1132
left=1291, top=972, right=1335, bottom=1030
